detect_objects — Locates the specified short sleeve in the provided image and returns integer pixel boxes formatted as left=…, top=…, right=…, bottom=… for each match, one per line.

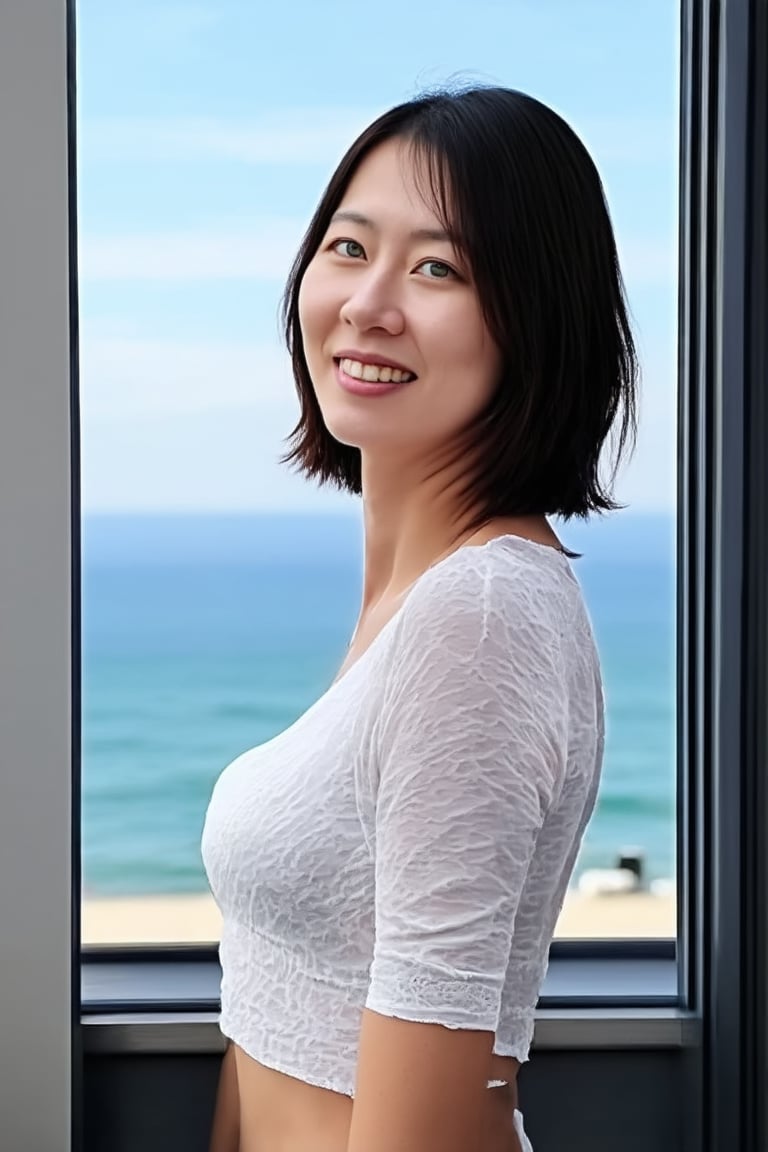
left=364, top=555, right=568, bottom=1032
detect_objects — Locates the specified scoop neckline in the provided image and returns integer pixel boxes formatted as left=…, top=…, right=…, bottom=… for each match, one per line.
left=482, top=533, right=570, bottom=559
left=328, top=532, right=570, bottom=692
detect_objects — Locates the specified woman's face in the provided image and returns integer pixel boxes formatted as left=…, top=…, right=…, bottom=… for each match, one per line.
left=297, top=137, right=502, bottom=463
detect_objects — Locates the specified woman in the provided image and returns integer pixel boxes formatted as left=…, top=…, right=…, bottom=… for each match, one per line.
left=202, top=83, right=637, bottom=1152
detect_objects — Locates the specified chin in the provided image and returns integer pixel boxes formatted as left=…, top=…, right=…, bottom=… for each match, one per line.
left=318, top=407, right=387, bottom=450
left=325, top=425, right=381, bottom=451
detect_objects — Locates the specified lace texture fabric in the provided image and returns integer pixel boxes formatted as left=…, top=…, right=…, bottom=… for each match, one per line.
left=201, top=536, right=605, bottom=1097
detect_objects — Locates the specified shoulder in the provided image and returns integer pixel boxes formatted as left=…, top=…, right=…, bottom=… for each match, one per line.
left=382, top=541, right=575, bottom=687
left=398, top=539, right=574, bottom=641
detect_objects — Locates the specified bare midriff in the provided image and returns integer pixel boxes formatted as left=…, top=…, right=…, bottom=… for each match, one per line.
left=234, top=1045, right=523, bottom=1152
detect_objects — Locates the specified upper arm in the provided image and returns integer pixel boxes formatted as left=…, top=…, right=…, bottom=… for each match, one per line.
left=366, top=563, right=567, bottom=1030
left=348, top=562, right=568, bottom=1151
left=348, top=1008, right=497, bottom=1152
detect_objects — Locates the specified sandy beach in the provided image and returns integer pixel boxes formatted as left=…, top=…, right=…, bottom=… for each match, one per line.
left=81, top=889, right=675, bottom=946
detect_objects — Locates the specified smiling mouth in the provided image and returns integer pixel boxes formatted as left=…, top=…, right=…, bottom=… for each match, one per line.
left=334, top=357, right=417, bottom=384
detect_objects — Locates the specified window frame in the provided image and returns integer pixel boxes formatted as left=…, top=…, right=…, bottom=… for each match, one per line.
left=0, top=1, right=80, bottom=1148
left=677, top=0, right=768, bottom=1147
left=2, top=0, right=767, bottom=1146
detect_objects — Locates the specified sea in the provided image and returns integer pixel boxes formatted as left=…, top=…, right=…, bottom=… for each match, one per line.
left=81, top=510, right=677, bottom=897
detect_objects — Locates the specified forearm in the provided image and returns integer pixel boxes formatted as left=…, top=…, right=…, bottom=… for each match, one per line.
left=209, top=1041, right=240, bottom=1152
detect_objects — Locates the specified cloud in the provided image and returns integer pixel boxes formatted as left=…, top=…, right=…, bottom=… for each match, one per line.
left=78, top=223, right=303, bottom=282
left=80, top=403, right=357, bottom=515
left=80, top=108, right=676, bottom=169
left=80, top=108, right=379, bottom=167
left=79, top=337, right=296, bottom=419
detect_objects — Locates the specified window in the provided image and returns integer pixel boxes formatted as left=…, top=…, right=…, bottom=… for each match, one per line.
left=4, top=0, right=766, bottom=1146
left=76, top=0, right=679, bottom=948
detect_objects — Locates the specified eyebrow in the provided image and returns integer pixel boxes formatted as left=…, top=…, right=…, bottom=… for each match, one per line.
left=329, top=210, right=454, bottom=244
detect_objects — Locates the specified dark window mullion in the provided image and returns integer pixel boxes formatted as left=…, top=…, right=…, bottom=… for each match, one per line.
left=681, top=0, right=768, bottom=1149
left=743, top=0, right=768, bottom=1143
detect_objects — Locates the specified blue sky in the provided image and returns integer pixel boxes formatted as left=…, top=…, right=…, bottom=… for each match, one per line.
left=75, top=0, right=680, bottom=514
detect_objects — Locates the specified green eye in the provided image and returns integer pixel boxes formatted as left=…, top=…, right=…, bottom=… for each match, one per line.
left=418, top=260, right=454, bottom=279
left=334, top=239, right=365, bottom=259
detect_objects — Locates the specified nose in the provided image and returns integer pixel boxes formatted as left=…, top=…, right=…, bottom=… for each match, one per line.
left=339, top=268, right=405, bottom=336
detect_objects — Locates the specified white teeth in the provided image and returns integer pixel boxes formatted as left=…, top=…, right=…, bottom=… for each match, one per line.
left=339, top=357, right=414, bottom=384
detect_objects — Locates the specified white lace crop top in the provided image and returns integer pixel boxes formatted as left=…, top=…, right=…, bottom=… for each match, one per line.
left=201, top=535, right=605, bottom=1098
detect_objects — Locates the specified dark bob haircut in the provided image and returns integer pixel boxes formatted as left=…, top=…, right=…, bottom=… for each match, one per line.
left=279, top=84, right=638, bottom=534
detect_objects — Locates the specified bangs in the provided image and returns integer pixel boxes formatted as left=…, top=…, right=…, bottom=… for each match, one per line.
left=403, top=132, right=471, bottom=265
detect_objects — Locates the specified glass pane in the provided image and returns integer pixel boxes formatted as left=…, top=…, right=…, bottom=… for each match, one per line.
left=78, top=0, right=678, bottom=945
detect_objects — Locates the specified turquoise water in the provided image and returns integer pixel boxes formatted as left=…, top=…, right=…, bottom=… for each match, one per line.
left=81, top=511, right=676, bottom=896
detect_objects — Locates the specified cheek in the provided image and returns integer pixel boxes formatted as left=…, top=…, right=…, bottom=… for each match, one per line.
left=297, top=263, right=332, bottom=348
left=437, top=310, right=500, bottom=388
left=296, top=271, right=315, bottom=338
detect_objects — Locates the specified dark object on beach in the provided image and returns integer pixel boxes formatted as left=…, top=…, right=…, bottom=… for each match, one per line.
left=616, top=848, right=645, bottom=887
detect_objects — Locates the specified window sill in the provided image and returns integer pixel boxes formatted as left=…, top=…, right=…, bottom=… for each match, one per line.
left=81, top=1006, right=694, bottom=1055
left=81, top=939, right=688, bottom=1054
